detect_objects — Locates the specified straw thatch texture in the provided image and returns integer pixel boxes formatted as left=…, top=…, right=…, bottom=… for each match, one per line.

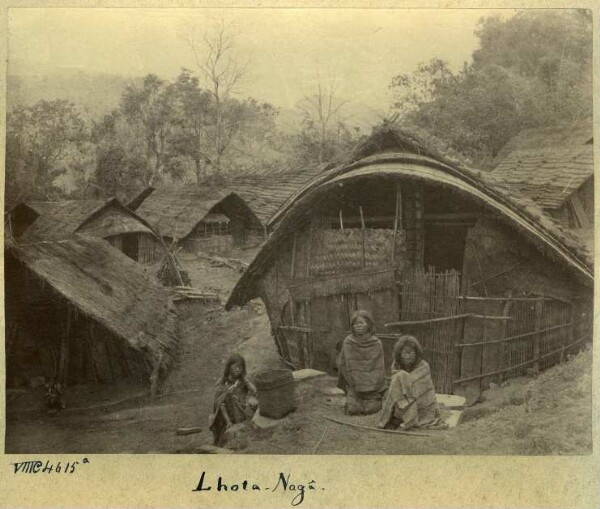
left=14, top=198, right=158, bottom=244
left=7, top=235, right=178, bottom=369
left=492, top=146, right=594, bottom=210
left=21, top=200, right=105, bottom=240
left=78, top=207, right=155, bottom=237
left=231, top=163, right=331, bottom=226
left=493, top=118, right=593, bottom=165
left=135, top=188, right=240, bottom=239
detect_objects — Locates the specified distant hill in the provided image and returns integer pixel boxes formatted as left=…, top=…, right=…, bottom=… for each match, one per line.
left=7, top=71, right=142, bottom=120
left=8, top=70, right=387, bottom=132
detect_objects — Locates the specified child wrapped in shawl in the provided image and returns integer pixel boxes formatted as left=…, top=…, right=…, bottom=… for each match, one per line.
left=337, top=310, right=387, bottom=415
left=209, top=354, right=258, bottom=446
left=377, top=335, right=438, bottom=430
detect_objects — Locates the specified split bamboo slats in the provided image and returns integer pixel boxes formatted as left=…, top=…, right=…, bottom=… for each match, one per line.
left=396, top=268, right=461, bottom=394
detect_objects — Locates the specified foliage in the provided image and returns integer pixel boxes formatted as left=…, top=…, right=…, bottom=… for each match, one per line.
left=5, top=100, right=87, bottom=206
left=389, top=10, right=593, bottom=167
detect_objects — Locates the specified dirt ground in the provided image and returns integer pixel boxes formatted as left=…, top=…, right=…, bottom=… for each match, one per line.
left=4, top=248, right=593, bottom=455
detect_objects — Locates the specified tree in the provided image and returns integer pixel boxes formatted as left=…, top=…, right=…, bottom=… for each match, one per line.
left=5, top=100, right=86, bottom=206
left=184, top=20, right=247, bottom=173
left=120, top=74, right=175, bottom=184
left=389, top=10, right=592, bottom=166
left=298, top=72, right=351, bottom=164
left=87, top=110, right=153, bottom=200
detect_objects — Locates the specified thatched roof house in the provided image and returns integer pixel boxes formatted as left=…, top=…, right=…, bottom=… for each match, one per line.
left=9, top=198, right=165, bottom=264
left=226, top=125, right=593, bottom=399
left=5, top=235, right=178, bottom=393
left=133, top=187, right=264, bottom=255
left=231, top=163, right=332, bottom=228
left=492, top=145, right=594, bottom=228
left=492, top=118, right=593, bottom=165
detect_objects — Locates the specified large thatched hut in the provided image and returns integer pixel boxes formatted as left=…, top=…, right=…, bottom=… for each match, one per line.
left=132, top=188, right=263, bottom=256
left=226, top=126, right=594, bottom=399
left=5, top=235, right=178, bottom=394
left=8, top=198, right=165, bottom=263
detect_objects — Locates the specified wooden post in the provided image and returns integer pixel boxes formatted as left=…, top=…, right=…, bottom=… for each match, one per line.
left=339, top=209, right=344, bottom=231
left=307, top=217, right=313, bottom=277
left=359, top=206, right=366, bottom=268
left=290, top=233, right=297, bottom=278
left=391, top=183, right=402, bottom=264
left=533, top=299, right=544, bottom=374
left=58, top=306, right=72, bottom=386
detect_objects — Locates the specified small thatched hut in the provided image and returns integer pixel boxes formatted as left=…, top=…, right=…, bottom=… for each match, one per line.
left=226, top=126, right=594, bottom=399
left=133, top=188, right=263, bottom=256
left=9, top=198, right=165, bottom=263
left=5, top=235, right=178, bottom=394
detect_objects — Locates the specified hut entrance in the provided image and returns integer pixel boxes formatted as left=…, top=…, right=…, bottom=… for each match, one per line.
left=121, top=233, right=139, bottom=261
left=279, top=268, right=400, bottom=373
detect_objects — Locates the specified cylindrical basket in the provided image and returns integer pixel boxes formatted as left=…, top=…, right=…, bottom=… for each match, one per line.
left=254, top=369, right=297, bottom=419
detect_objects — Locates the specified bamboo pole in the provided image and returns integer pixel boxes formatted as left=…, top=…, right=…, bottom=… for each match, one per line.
left=391, top=183, right=401, bottom=263
left=453, top=335, right=589, bottom=384
left=385, top=313, right=512, bottom=328
left=533, top=299, right=544, bottom=375
left=290, top=233, right=297, bottom=278
left=324, top=416, right=432, bottom=437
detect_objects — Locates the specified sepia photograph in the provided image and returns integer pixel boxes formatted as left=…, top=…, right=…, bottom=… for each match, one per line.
left=3, top=6, right=595, bottom=461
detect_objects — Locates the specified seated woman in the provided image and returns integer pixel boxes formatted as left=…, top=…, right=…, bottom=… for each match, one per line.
left=337, top=310, right=387, bottom=415
left=209, top=353, right=258, bottom=446
left=377, top=335, right=438, bottom=430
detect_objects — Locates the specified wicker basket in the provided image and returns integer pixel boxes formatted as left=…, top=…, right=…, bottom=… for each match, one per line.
left=255, top=369, right=297, bottom=419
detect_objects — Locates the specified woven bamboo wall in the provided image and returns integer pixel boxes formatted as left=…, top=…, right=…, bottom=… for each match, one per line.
left=309, top=228, right=406, bottom=276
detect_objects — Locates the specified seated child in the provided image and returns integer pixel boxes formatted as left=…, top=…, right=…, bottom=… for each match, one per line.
left=377, top=335, right=438, bottom=430
left=209, top=353, right=258, bottom=447
left=337, top=310, right=387, bottom=415
left=44, top=378, right=66, bottom=414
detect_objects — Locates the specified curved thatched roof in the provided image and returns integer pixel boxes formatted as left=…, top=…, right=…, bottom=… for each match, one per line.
left=227, top=125, right=593, bottom=309
left=7, top=235, right=178, bottom=368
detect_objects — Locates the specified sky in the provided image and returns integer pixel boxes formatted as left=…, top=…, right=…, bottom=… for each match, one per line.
left=7, top=8, right=517, bottom=114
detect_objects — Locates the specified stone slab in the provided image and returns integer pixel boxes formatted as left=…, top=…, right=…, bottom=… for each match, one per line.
left=446, top=410, right=463, bottom=429
left=436, top=394, right=467, bottom=408
left=292, top=369, right=327, bottom=381
left=320, top=387, right=345, bottom=396
left=198, top=444, right=234, bottom=454
left=253, top=412, right=285, bottom=429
